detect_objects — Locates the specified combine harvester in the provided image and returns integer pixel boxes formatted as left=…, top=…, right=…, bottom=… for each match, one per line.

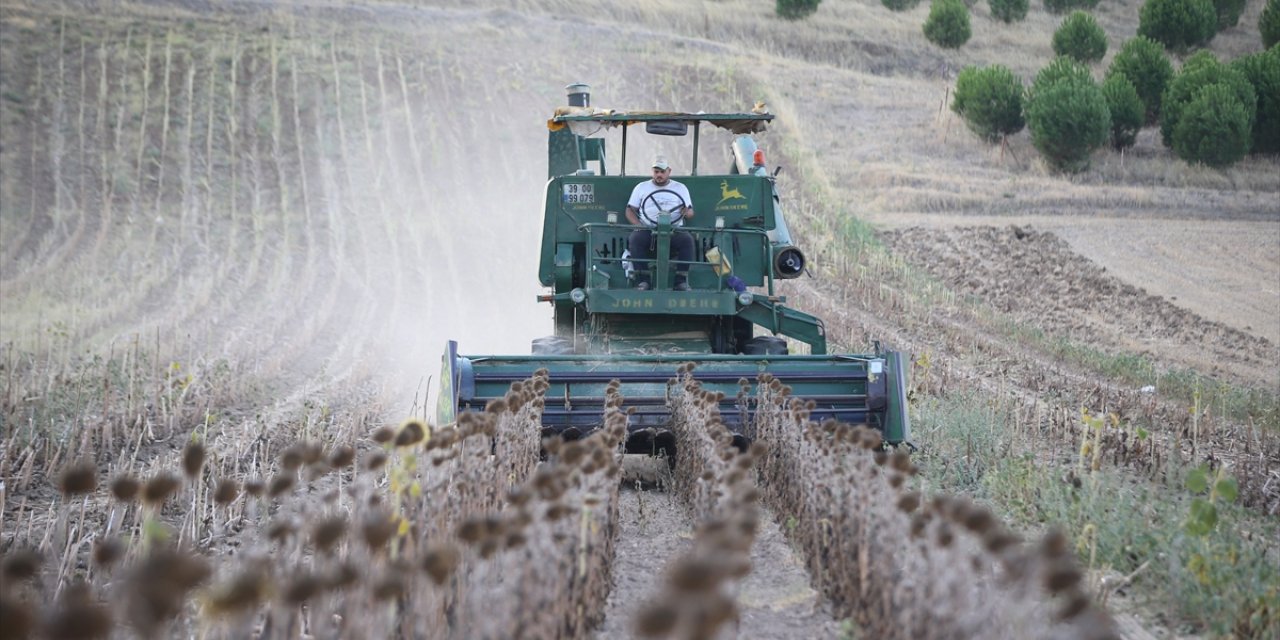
left=437, top=84, right=909, bottom=454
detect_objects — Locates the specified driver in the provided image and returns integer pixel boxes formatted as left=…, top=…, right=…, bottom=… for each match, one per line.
left=625, top=156, right=695, bottom=291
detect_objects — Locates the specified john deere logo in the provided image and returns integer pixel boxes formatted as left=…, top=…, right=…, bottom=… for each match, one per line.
left=715, top=180, right=748, bottom=210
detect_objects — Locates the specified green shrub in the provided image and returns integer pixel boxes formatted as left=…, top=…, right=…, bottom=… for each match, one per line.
left=882, top=0, right=923, bottom=11
left=1102, top=74, right=1145, bottom=149
left=1053, top=11, right=1108, bottom=64
left=991, top=0, right=1029, bottom=22
left=1263, top=0, right=1280, bottom=48
left=776, top=0, right=822, bottom=19
left=923, top=0, right=972, bottom=49
left=1044, top=0, right=1100, bottom=14
left=1180, top=48, right=1221, bottom=74
left=952, top=65, right=1026, bottom=142
left=1172, top=84, right=1252, bottom=166
left=1027, top=59, right=1111, bottom=171
left=1212, top=0, right=1245, bottom=30
left=1160, top=51, right=1256, bottom=147
left=1106, top=36, right=1175, bottom=123
left=1230, top=48, right=1280, bottom=154
left=1032, top=55, right=1095, bottom=94
left=1138, top=0, right=1217, bottom=52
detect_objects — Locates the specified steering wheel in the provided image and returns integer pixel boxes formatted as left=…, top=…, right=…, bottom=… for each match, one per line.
left=638, top=189, right=688, bottom=226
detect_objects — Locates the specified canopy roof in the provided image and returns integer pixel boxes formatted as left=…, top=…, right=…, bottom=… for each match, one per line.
left=548, top=107, right=773, bottom=135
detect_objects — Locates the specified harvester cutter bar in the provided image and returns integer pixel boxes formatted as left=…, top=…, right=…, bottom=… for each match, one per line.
left=439, top=348, right=909, bottom=445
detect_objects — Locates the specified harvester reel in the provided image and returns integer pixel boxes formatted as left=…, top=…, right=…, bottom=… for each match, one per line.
left=638, top=189, right=688, bottom=226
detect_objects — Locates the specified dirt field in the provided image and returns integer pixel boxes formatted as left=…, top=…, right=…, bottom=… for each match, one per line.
left=881, top=225, right=1278, bottom=387
left=1, top=0, right=1277, bottom=638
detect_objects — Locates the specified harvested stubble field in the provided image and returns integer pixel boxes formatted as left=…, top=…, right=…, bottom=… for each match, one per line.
left=1, top=0, right=1277, bottom=638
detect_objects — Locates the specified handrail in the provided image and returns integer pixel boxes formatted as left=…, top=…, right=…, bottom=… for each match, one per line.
left=578, top=221, right=771, bottom=292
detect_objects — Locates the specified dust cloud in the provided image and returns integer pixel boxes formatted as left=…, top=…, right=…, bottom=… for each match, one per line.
left=0, top=4, right=763, bottom=414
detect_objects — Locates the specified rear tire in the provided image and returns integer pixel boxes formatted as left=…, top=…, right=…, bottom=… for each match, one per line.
left=531, top=335, right=574, bottom=355
left=742, top=336, right=788, bottom=355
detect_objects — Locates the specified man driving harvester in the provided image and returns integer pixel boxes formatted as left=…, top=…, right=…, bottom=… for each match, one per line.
left=626, top=156, right=695, bottom=291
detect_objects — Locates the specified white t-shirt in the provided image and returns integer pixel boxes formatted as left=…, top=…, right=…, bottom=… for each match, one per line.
left=628, top=179, right=692, bottom=227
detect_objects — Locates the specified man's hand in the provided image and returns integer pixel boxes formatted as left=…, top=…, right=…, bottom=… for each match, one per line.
left=682, top=207, right=695, bottom=221
left=625, top=205, right=641, bottom=226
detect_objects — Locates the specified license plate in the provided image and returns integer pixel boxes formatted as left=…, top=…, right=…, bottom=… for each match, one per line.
left=563, top=183, right=594, bottom=204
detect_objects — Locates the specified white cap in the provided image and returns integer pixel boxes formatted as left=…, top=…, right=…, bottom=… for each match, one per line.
left=652, top=156, right=671, bottom=171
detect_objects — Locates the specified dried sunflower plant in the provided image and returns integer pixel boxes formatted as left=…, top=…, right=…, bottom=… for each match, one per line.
left=1, top=369, right=626, bottom=639
left=632, top=363, right=763, bottom=639
left=750, top=372, right=1119, bottom=640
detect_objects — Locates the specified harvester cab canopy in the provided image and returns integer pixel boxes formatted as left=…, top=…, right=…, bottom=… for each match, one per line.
left=546, top=107, right=773, bottom=178
left=436, top=85, right=911, bottom=453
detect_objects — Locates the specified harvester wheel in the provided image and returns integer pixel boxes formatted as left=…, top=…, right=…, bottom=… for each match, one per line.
left=531, top=335, right=574, bottom=355
left=742, top=336, right=788, bottom=355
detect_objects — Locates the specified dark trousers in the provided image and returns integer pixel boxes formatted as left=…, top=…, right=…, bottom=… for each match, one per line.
left=629, top=228, right=694, bottom=285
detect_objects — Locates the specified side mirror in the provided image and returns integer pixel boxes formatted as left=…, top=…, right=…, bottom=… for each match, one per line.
left=645, top=120, right=688, bottom=136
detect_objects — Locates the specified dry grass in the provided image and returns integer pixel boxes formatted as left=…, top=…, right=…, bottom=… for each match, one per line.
left=404, top=0, right=1278, bottom=199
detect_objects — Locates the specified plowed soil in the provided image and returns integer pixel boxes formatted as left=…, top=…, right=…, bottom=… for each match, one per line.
left=881, top=225, right=1279, bottom=390
left=598, top=490, right=839, bottom=638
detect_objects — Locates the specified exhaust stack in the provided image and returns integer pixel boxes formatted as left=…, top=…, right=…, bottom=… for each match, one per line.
left=566, top=83, right=590, bottom=108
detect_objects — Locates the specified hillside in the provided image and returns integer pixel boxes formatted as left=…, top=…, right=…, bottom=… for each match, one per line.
left=1, top=0, right=1277, bottom=638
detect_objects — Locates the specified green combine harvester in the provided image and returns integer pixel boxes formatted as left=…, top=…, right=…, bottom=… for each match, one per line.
left=438, top=84, right=909, bottom=454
